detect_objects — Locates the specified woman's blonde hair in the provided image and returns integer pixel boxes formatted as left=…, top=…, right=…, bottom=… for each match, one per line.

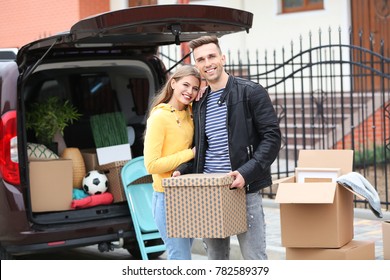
left=147, top=64, right=201, bottom=117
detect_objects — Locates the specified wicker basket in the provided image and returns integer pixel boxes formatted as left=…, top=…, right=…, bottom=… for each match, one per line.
left=61, top=147, right=86, bottom=188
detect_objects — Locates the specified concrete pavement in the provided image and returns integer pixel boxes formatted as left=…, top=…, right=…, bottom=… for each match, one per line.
left=191, top=198, right=389, bottom=260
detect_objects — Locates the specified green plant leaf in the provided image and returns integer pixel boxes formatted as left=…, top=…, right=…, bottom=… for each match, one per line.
left=26, top=96, right=81, bottom=145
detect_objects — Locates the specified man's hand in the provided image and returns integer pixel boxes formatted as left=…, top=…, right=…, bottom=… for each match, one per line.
left=172, top=171, right=181, bottom=177
left=227, top=170, right=246, bottom=189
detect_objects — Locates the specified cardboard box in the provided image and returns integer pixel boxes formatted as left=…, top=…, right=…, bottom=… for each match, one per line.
left=81, top=149, right=99, bottom=172
left=97, top=160, right=128, bottom=202
left=275, top=150, right=354, bottom=248
left=383, top=220, right=390, bottom=260
left=29, top=159, right=73, bottom=212
left=163, top=173, right=247, bottom=238
left=96, top=144, right=132, bottom=165
left=286, top=240, right=375, bottom=260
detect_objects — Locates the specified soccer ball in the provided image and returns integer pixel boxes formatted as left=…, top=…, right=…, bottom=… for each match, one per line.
left=82, top=170, right=108, bottom=195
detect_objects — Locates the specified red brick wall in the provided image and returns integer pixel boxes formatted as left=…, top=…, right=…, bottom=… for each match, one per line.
left=0, top=0, right=109, bottom=49
left=80, top=0, right=109, bottom=19
left=334, top=103, right=390, bottom=150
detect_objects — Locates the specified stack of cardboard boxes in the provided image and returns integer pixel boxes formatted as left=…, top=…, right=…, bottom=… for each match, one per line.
left=275, top=150, right=375, bottom=260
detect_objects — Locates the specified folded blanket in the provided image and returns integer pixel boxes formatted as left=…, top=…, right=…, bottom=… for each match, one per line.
left=72, top=188, right=89, bottom=200
left=336, top=172, right=383, bottom=218
left=71, top=192, right=114, bottom=209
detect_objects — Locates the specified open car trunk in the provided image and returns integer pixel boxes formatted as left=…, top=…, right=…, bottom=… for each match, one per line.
left=23, top=56, right=160, bottom=225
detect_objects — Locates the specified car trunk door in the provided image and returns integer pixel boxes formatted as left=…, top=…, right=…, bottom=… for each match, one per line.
left=70, top=4, right=253, bottom=46
left=17, top=4, right=253, bottom=61
left=17, top=4, right=253, bottom=86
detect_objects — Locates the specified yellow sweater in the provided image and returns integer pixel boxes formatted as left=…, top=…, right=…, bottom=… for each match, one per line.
left=144, top=103, right=194, bottom=192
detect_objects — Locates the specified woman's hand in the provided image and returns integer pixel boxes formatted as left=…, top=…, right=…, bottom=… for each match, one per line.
left=195, top=85, right=207, bottom=101
left=192, top=146, right=196, bottom=157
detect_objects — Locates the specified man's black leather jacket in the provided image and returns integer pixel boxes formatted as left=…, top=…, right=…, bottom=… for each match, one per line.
left=178, top=75, right=281, bottom=193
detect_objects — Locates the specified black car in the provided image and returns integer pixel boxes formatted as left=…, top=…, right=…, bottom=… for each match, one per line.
left=0, top=4, right=252, bottom=259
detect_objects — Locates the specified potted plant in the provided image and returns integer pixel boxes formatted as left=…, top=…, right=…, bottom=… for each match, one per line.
left=26, top=96, right=82, bottom=152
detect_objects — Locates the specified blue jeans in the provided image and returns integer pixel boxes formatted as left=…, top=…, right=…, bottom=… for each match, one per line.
left=152, top=191, right=193, bottom=260
left=202, top=191, right=267, bottom=260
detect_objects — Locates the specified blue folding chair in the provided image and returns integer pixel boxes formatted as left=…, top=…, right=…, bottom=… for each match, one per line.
left=121, top=156, right=166, bottom=260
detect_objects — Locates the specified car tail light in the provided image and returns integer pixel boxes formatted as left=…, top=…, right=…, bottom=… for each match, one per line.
left=0, top=110, right=20, bottom=185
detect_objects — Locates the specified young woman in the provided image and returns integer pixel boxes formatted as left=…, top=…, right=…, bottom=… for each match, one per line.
left=143, top=65, right=201, bottom=260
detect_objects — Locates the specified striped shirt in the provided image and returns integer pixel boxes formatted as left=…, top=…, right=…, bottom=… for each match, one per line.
left=203, top=89, right=232, bottom=173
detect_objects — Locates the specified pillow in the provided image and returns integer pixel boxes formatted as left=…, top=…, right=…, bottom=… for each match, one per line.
left=27, top=143, right=59, bottom=160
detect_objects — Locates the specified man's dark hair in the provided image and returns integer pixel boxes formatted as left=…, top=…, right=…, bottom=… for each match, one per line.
left=188, top=35, right=221, bottom=53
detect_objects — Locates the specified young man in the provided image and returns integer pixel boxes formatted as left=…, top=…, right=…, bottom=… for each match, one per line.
left=178, top=35, right=281, bottom=260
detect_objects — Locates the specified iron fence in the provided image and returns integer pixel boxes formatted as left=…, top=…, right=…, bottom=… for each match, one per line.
left=159, top=28, right=390, bottom=210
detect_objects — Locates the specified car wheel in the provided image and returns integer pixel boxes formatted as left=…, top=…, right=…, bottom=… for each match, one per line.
left=125, top=239, right=165, bottom=260
left=0, top=244, right=13, bottom=260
